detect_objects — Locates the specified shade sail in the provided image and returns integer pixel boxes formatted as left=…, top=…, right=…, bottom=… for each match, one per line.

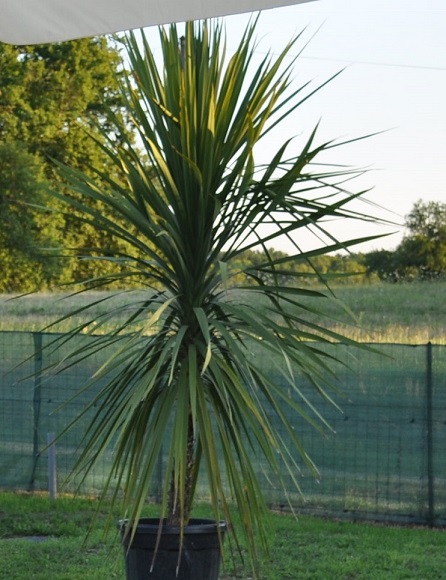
left=0, top=0, right=315, bottom=45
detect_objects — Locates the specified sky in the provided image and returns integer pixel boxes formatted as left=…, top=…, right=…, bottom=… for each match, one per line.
left=141, top=0, right=446, bottom=254
left=225, top=0, right=446, bottom=254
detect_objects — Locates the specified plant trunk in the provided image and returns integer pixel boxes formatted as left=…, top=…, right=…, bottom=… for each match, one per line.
left=167, top=412, right=195, bottom=526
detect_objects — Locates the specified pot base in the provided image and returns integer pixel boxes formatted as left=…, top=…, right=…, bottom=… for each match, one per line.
left=119, top=518, right=226, bottom=580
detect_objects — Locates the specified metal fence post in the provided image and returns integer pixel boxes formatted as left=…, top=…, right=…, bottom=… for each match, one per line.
left=426, top=341, right=434, bottom=526
left=30, top=332, right=43, bottom=491
left=47, top=432, right=57, bottom=500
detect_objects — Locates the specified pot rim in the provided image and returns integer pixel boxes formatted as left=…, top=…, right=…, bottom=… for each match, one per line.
left=118, top=517, right=227, bottom=536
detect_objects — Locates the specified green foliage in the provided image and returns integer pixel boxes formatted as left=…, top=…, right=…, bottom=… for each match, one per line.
left=0, top=37, right=135, bottom=287
left=394, top=200, right=446, bottom=280
left=365, top=200, right=446, bottom=282
left=0, top=142, right=63, bottom=291
left=363, top=248, right=397, bottom=281
left=236, top=249, right=369, bottom=287
left=0, top=37, right=121, bottom=165
left=46, top=20, right=383, bottom=574
left=405, top=199, right=446, bottom=239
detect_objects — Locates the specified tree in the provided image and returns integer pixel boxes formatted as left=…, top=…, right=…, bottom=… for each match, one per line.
left=363, top=249, right=398, bottom=281
left=0, top=38, right=134, bottom=287
left=325, top=253, right=368, bottom=284
left=405, top=200, right=446, bottom=240
left=0, top=38, right=122, bottom=167
left=0, top=142, right=62, bottom=291
left=395, top=200, right=446, bottom=279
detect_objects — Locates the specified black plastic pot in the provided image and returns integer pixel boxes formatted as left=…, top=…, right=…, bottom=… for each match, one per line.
left=119, top=518, right=226, bottom=580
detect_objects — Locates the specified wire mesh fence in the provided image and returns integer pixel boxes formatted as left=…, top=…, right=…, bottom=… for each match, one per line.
left=0, top=331, right=445, bottom=525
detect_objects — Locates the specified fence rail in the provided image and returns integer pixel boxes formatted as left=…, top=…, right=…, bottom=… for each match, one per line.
left=1, top=331, right=445, bottom=526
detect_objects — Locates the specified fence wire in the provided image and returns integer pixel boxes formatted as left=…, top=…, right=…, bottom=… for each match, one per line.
left=0, top=332, right=445, bottom=525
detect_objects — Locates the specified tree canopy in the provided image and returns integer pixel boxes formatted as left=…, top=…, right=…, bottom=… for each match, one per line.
left=0, top=37, right=132, bottom=290
left=394, top=200, right=446, bottom=280
left=362, top=200, right=446, bottom=282
left=0, top=38, right=122, bottom=167
left=0, top=142, right=62, bottom=291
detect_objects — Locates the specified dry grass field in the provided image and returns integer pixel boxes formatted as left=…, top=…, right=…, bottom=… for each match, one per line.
left=0, top=280, right=445, bottom=344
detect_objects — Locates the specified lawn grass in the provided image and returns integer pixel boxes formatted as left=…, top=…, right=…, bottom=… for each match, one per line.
left=0, top=493, right=124, bottom=580
left=0, top=280, right=445, bottom=343
left=0, top=492, right=445, bottom=579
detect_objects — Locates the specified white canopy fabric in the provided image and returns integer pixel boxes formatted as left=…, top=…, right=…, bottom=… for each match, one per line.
left=0, top=0, right=315, bottom=45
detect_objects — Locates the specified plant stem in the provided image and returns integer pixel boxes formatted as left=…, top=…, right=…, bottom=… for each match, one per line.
left=167, top=412, right=195, bottom=526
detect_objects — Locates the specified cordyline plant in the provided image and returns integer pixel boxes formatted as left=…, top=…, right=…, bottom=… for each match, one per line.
left=48, top=18, right=382, bottom=572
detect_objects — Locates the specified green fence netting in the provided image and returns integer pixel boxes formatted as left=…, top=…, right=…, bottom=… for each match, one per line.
left=1, top=331, right=445, bottom=525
